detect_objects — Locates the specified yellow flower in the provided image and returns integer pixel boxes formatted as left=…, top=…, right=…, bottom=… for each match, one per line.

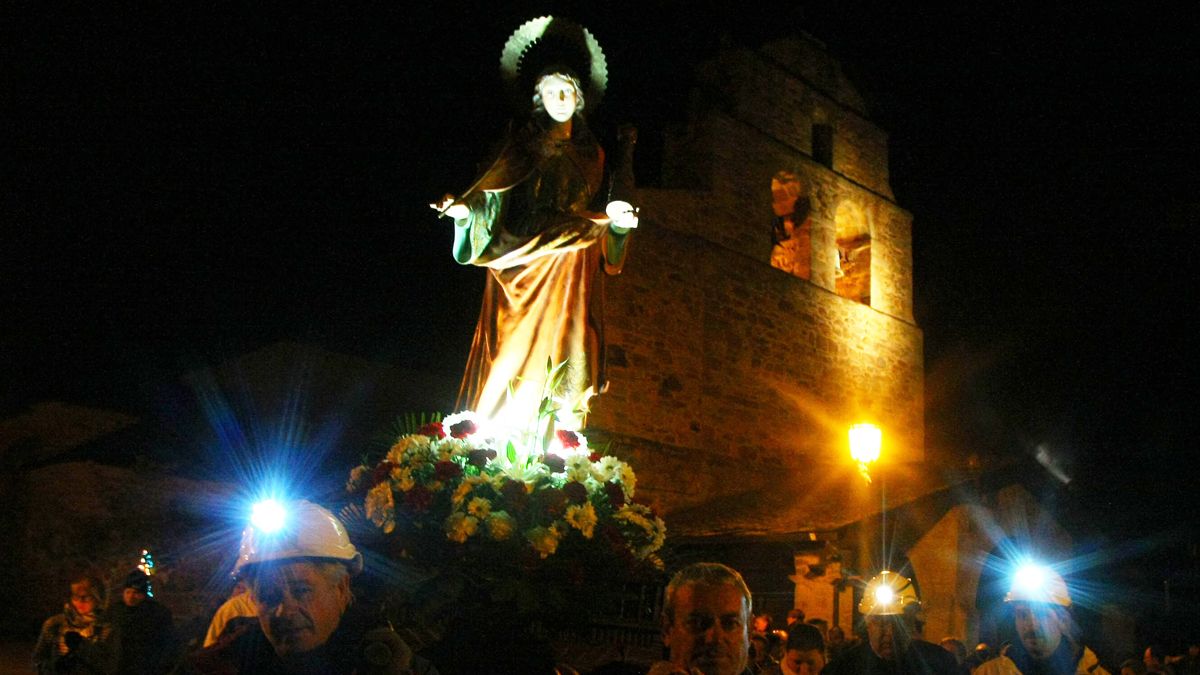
left=485, top=511, right=516, bottom=541
left=525, top=526, right=562, bottom=558
left=467, top=497, right=492, bottom=519
left=444, top=512, right=479, bottom=543
left=565, top=502, right=597, bottom=539
left=388, top=435, right=430, bottom=465
left=390, top=466, right=415, bottom=492
left=365, top=482, right=395, bottom=534
left=618, top=463, right=637, bottom=499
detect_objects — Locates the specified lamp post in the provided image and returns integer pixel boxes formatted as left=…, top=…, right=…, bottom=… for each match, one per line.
left=849, top=423, right=885, bottom=568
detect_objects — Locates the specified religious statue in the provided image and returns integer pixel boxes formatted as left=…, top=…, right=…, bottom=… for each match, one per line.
left=431, top=17, right=639, bottom=432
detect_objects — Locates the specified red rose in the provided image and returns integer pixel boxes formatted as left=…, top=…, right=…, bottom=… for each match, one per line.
left=448, top=419, right=477, bottom=439
left=500, top=479, right=529, bottom=510
left=543, top=453, right=566, bottom=473
left=556, top=429, right=581, bottom=449
left=419, top=422, right=446, bottom=439
left=588, top=452, right=603, bottom=463
left=467, top=448, right=497, bottom=469
left=537, top=488, right=568, bottom=517
left=604, top=480, right=626, bottom=508
left=563, top=481, right=589, bottom=504
left=434, top=460, right=463, bottom=481
left=404, top=485, right=434, bottom=512
left=371, top=461, right=395, bottom=486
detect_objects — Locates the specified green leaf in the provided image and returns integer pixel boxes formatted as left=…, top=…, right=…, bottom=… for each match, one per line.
left=506, top=440, right=517, bottom=465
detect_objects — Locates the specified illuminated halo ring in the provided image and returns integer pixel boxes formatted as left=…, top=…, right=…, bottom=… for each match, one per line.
left=500, top=16, right=608, bottom=113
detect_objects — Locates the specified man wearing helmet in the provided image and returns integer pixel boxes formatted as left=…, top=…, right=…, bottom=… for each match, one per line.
left=194, top=500, right=436, bottom=675
left=822, top=571, right=958, bottom=675
left=974, top=564, right=1108, bottom=675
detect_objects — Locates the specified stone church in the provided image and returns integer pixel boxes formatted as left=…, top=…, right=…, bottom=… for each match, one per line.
left=587, top=34, right=1075, bottom=644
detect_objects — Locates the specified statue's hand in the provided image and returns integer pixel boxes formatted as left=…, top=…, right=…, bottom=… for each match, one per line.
left=606, top=200, right=639, bottom=230
left=431, top=194, right=470, bottom=220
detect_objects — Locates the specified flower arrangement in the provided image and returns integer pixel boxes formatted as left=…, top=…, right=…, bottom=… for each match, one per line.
left=345, top=410, right=665, bottom=570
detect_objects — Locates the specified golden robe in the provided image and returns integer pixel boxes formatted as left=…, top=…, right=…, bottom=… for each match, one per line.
left=451, top=121, right=630, bottom=428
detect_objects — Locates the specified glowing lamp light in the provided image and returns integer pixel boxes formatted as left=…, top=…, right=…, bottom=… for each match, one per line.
left=874, top=584, right=896, bottom=606
left=251, top=499, right=287, bottom=534
left=1014, top=562, right=1049, bottom=595
left=849, top=423, right=882, bottom=465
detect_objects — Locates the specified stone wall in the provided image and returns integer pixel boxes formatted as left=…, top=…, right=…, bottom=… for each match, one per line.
left=589, top=36, right=921, bottom=514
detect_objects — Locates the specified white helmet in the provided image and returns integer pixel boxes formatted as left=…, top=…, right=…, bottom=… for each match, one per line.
left=1004, top=563, right=1071, bottom=607
left=233, top=500, right=363, bottom=577
left=859, top=570, right=921, bottom=616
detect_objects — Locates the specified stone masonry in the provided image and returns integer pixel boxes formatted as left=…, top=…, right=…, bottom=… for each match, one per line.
left=589, top=35, right=923, bottom=516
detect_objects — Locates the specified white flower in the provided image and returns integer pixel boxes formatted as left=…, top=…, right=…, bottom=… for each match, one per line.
left=365, top=482, right=396, bottom=534
left=593, top=456, right=624, bottom=482
left=565, top=455, right=592, bottom=483
left=444, top=512, right=479, bottom=543
left=565, top=502, right=597, bottom=539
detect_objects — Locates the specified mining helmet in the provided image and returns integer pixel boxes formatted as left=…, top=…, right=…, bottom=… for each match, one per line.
left=859, top=570, right=921, bottom=616
left=232, top=499, right=363, bottom=577
left=1004, top=563, right=1071, bottom=607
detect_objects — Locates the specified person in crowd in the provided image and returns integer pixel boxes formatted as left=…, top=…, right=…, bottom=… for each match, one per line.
left=202, top=580, right=256, bottom=648
left=191, top=499, right=436, bottom=674
left=1178, top=644, right=1200, bottom=675
left=786, top=610, right=807, bottom=628
left=32, top=574, right=116, bottom=674
left=764, top=622, right=826, bottom=675
left=648, top=562, right=753, bottom=675
left=822, top=570, right=958, bottom=675
left=1122, top=659, right=1148, bottom=675
left=108, top=569, right=176, bottom=674
left=826, top=625, right=852, bottom=663
left=973, top=563, right=1108, bottom=675
left=1145, top=646, right=1176, bottom=675
left=751, top=632, right=777, bottom=673
left=967, top=643, right=993, bottom=672
left=940, top=638, right=971, bottom=675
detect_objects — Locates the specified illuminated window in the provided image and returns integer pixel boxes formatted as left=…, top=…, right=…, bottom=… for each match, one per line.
left=769, top=171, right=812, bottom=280
left=834, top=200, right=870, bottom=304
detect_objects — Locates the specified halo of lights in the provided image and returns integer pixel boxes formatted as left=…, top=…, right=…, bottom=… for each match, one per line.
left=1014, top=562, right=1049, bottom=594
left=251, top=499, right=287, bottom=533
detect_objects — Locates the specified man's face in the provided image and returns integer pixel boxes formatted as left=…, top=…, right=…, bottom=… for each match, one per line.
left=866, top=615, right=914, bottom=661
left=663, top=583, right=750, bottom=675
left=1012, top=602, right=1064, bottom=660
left=783, top=648, right=826, bottom=675
left=250, top=561, right=350, bottom=658
left=69, top=582, right=96, bottom=616
left=1145, top=648, right=1160, bottom=669
left=122, top=588, right=147, bottom=607
left=538, top=75, right=577, bottom=123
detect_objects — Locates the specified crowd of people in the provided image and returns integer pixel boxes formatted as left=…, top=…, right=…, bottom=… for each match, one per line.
left=32, top=500, right=1200, bottom=675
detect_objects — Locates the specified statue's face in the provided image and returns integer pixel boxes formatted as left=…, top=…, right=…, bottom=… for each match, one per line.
left=538, top=74, right=577, bottom=123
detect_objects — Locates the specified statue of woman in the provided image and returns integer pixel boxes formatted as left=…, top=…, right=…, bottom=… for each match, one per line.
left=431, top=23, right=638, bottom=432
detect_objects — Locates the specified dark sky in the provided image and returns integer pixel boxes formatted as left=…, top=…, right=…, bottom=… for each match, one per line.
left=6, top=3, right=1199, bottom=553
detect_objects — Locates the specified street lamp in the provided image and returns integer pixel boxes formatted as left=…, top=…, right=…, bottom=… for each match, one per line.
left=849, top=422, right=887, bottom=571
left=849, top=422, right=881, bottom=482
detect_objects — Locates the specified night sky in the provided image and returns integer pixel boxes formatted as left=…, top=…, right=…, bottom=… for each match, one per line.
left=7, top=2, right=1199, bottom=600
